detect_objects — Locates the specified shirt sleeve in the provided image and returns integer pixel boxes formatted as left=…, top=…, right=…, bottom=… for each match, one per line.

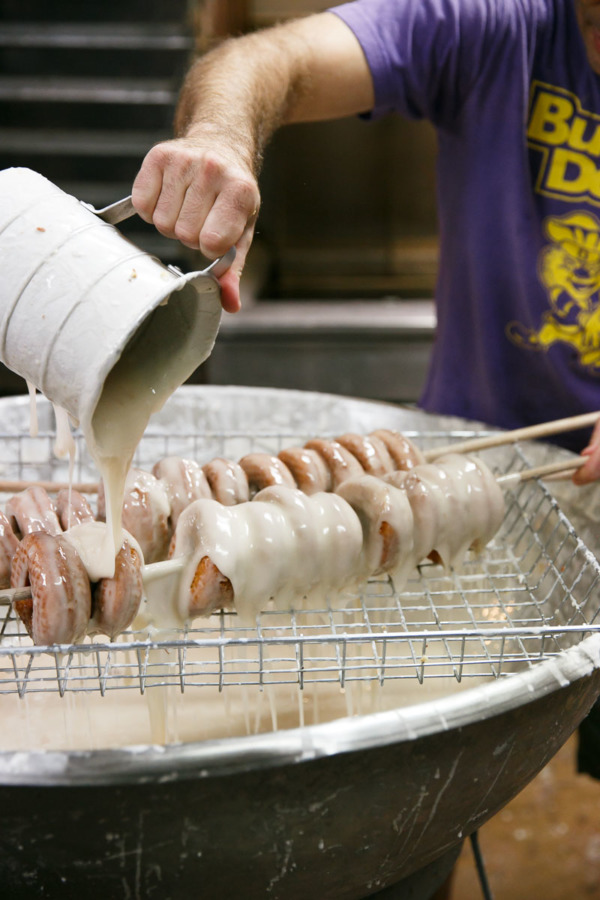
left=328, top=0, right=532, bottom=127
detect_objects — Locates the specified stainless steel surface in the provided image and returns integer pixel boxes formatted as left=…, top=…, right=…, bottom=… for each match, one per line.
left=0, top=386, right=599, bottom=899
left=211, top=300, right=436, bottom=402
left=218, top=300, right=436, bottom=334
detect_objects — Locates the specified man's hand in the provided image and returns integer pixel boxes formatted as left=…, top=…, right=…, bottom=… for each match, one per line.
left=573, top=417, right=600, bottom=484
left=132, top=136, right=260, bottom=313
left=131, top=12, right=373, bottom=313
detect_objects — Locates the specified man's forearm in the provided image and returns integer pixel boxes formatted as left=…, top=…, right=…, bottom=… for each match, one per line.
left=174, top=27, right=310, bottom=176
left=174, top=13, right=374, bottom=174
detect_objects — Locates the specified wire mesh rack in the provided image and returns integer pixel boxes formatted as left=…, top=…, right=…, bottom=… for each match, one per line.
left=1, top=421, right=599, bottom=699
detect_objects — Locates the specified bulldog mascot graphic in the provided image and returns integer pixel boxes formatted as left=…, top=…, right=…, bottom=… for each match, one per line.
left=507, top=211, right=600, bottom=372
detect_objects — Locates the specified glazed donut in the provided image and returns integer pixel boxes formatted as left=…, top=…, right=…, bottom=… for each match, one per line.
left=0, top=510, right=19, bottom=589
left=186, top=555, right=235, bottom=618
left=6, top=486, right=62, bottom=537
left=336, top=433, right=395, bottom=477
left=335, top=474, right=415, bottom=585
left=238, top=453, right=296, bottom=496
left=202, top=457, right=250, bottom=506
left=303, top=439, right=364, bottom=489
left=10, top=531, right=92, bottom=645
left=277, top=447, right=332, bottom=494
left=55, top=488, right=95, bottom=531
left=152, top=456, right=212, bottom=527
left=98, top=468, right=170, bottom=564
left=370, top=429, right=425, bottom=471
left=89, top=537, right=144, bottom=638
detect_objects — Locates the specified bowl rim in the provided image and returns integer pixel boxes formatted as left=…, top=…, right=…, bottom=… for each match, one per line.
left=0, top=632, right=598, bottom=787
left=0, top=386, right=597, bottom=786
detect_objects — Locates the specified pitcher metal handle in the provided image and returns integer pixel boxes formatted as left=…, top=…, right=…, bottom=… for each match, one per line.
left=81, top=196, right=236, bottom=276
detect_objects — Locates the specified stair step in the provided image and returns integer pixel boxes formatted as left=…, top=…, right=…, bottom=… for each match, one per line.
left=0, top=23, right=193, bottom=50
left=0, top=127, right=167, bottom=156
left=0, top=0, right=191, bottom=24
left=0, top=76, right=177, bottom=105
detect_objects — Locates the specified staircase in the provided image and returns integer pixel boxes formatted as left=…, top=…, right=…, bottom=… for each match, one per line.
left=0, top=0, right=197, bottom=272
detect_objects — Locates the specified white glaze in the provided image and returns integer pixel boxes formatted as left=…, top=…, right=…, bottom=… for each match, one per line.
left=152, top=456, right=211, bottom=526
left=336, top=474, right=415, bottom=587
left=109, top=468, right=171, bottom=565
left=169, top=487, right=364, bottom=623
left=52, top=404, right=76, bottom=462
left=64, top=521, right=144, bottom=583
left=202, top=457, right=250, bottom=505
left=26, top=381, right=38, bottom=438
left=385, top=454, right=505, bottom=568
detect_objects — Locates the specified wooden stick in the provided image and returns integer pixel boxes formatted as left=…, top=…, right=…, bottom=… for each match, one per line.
left=424, top=410, right=600, bottom=460
left=0, top=586, right=34, bottom=606
left=0, top=557, right=186, bottom=606
left=496, top=458, right=584, bottom=487
left=0, top=479, right=99, bottom=494
left=140, top=557, right=185, bottom=583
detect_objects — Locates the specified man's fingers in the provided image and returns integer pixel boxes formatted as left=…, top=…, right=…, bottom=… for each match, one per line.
left=173, top=179, right=219, bottom=249
left=131, top=152, right=165, bottom=224
left=213, top=212, right=260, bottom=313
left=132, top=140, right=260, bottom=257
left=218, top=268, right=242, bottom=314
left=573, top=418, right=600, bottom=485
left=199, top=180, right=259, bottom=259
left=573, top=444, right=600, bottom=485
left=151, top=176, right=197, bottom=241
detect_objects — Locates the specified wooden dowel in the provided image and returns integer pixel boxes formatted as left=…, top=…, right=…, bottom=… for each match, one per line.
left=0, top=557, right=186, bottom=606
left=424, top=411, right=600, bottom=460
left=141, top=557, right=185, bottom=583
left=0, top=479, right=99, bottom=494
left=0, top=586, right=34, bottom=606
left=496, top=458, right=584, bottom=487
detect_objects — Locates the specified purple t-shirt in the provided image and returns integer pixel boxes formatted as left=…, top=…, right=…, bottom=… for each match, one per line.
left=330, top=0, right=600, bottom=450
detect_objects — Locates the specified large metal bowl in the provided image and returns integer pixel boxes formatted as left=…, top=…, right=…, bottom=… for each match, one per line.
left=0, top=386, right=599, bottom=900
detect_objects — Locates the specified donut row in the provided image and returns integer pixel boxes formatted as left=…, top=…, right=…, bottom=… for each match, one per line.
left=97, top=429, right=425, bottom=564
left=3, top=446, right=504, bottom=645
left=165, top=452, right=506, bottom=623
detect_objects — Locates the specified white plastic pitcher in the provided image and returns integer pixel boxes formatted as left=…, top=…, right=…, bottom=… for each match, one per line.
left=0, top=167, right=232, bottom=445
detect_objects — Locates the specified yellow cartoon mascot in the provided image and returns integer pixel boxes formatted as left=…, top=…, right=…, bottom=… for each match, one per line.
left=507, top=211, right=600, bottom=370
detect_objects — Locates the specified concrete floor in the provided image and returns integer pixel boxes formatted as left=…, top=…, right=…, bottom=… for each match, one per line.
left=451, top=735, right=600, bottom=898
